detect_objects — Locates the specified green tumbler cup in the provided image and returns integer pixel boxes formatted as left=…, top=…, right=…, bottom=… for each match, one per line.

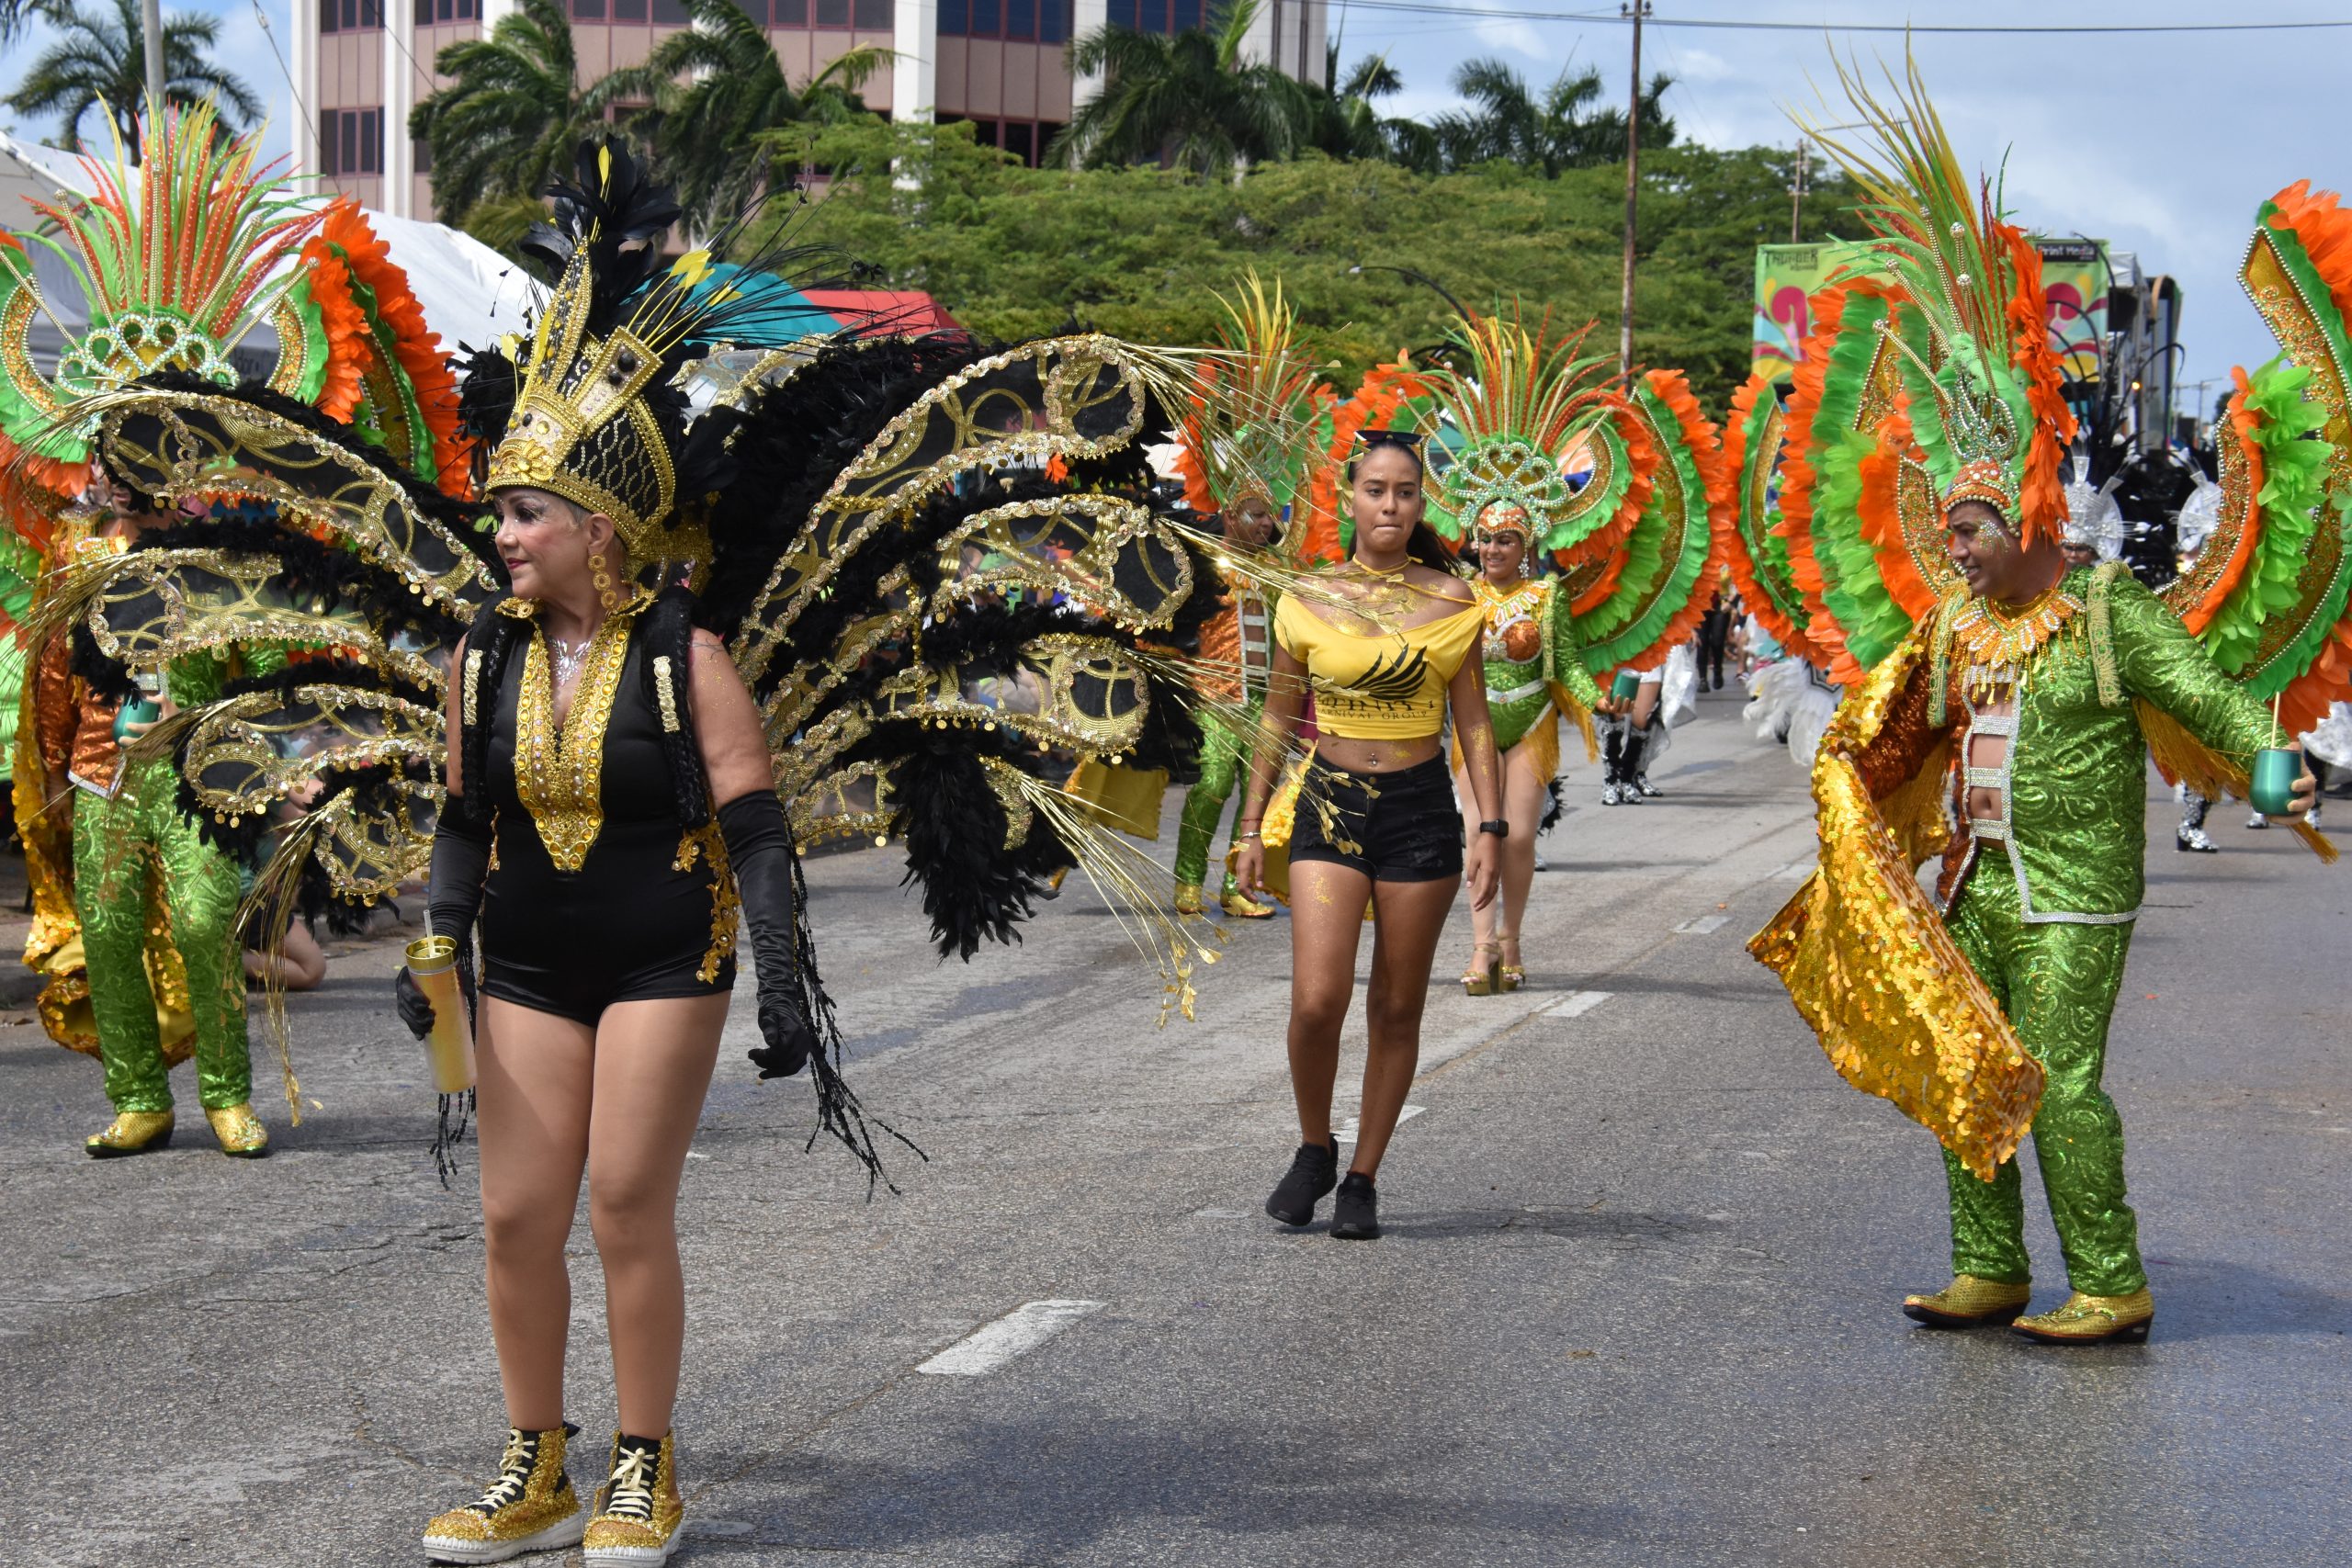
left=1611, top=670, right=1642, bottom=703
left=2248, top=746, right=2302, bottom=818
left=112, top=696, right=159, bottom=743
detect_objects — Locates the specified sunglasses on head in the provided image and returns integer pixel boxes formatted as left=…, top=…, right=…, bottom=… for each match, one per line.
left=1353, top=428, right=1424, bottom=451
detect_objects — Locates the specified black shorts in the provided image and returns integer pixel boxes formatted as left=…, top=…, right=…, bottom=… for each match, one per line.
left=1288, top=754, right=1464, bottom=883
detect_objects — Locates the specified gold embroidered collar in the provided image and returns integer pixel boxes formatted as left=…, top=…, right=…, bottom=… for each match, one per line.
left=1945, top=581, right=2081, bottom=672
left=509, top=592, right=649, bottom=872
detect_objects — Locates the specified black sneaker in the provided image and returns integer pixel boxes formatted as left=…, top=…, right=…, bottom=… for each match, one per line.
left=1330, top=1171, right=1380, bottom=1239
left=1264, top=1139, right=1340, bottom=1225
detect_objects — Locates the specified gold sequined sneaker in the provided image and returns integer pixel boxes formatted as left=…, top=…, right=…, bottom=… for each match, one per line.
left=203, top=1102, right=270, bottom=1158
left=1173, top=881, right=1206, bottom=916
left=85, top=1109, right=175, bottom=1158
left=422, top=1423, right=585, bottom=1564
left=582, top=1431, right=684, bottom=1566
left=1902, top=1275, right=2033, bottom=1328
left=2011, top=1288, right=2154, bottom=1345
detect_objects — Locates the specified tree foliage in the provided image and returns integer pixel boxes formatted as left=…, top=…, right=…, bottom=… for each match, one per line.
left=410, top=0, right=640, bottom=227
left=1430, top=56, right=1676, bottom=175
left=4, top=0, right=261, bottom=156
left=600, top=0, right=887, bottom=233
left=1052, top=0, right=1315, bottom=177
left=762, top=119, right=1857, bottom=408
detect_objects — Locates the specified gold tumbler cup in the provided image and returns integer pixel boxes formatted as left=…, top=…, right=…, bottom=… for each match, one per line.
left=403, top=934, right=477, bottom=1094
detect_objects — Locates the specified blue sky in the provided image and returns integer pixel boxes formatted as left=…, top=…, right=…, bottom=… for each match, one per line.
left=4, top=0, right=2344, bottom=407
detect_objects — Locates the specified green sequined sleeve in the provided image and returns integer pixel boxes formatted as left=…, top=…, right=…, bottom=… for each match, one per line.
left=164, top=642, right=290, bottom=706
left=2108, top=574, right=2282, bottom=763
left=1544, top=582, right=1602, bottom=713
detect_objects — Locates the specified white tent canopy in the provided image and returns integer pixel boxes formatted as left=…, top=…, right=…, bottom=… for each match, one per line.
left=0, top=128, right=540, bottom=375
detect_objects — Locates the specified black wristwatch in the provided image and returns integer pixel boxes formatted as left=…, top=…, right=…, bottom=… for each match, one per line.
left=1477, top=818, right=1510, bottom=839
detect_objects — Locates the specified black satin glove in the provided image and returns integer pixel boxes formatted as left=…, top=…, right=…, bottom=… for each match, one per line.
left=395, top=802, right=491, bottom=1039
left=718, top=790, right=819, bottom=1079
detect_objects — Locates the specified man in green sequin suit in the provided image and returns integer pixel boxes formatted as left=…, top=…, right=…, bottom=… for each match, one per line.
left=1889, top=500, right=2312, bottom=1341
left=40, top=498, right=282, bottom=1159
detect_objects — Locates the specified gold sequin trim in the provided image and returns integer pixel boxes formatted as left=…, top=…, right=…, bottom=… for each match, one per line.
left=676, top=823, right=741, bottom=983
left=513, top=608, right=639, bottom=872
left=652, top=654, right=681, bottom=733
left=463, top=648, right=483, bottom=728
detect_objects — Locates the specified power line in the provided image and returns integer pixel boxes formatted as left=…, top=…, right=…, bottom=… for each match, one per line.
left=1323, top=2, right=2352, bottom=35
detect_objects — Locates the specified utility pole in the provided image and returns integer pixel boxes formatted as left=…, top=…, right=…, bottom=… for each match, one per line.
left=141, top=0, right=165, bottom=155
left=1789, top=140, right=1808, bottom=244
left=1617, top=0, right=1650, bottom=380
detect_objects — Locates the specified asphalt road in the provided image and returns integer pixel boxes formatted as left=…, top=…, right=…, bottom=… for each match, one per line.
left=3, top=687, right=2347, bottom=1567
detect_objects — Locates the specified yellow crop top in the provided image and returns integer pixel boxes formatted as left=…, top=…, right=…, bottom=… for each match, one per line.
left=1273, top=592, right=1485, bottom=739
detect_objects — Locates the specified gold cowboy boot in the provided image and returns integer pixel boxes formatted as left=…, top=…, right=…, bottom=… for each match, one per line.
left=423, top=1423, right=585, bottom=1564
left=582, top=1431, right=684, bottom=1567
left=2011, top=1288, right=2154, bottom=1345
left=1172, top=881, right=1206, bottom=916
left=1902, top=1274, right=2033, bottom=1327
left=85, top=1109, right=175, bottom=1158
left=203, top=1102, right=271, bottom=1159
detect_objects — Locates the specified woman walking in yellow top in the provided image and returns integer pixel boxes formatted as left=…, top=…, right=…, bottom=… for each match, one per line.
left=1233, top=432, right=1504, bottom=1239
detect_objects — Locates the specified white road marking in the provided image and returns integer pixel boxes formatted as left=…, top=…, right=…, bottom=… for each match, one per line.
left=1676, top=914, right=1731, bottom=935
left=1546, top=990, right=1612, bottom=1020
left=1772, top=860, right=1817, bottom=879
left=685, top=1151, right=709, bottom=1160
left=1336, top=1103, right=1426, bottom=1142
left=916, top=1300, right=1104, bottom=1376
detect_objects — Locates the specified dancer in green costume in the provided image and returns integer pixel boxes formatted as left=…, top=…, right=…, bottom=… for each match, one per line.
left=1172, top=494, right=1282, bottom=916
left=1751, top=55, right=2340, bottom=1345
left=1170, top=276, right=1329, bottom=918
left=0, top=103, right=473, bottom=1155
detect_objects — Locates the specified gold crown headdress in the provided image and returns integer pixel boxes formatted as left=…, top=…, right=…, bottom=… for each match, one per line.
left=0, top=101, right=324, bottom=487
left=1177, top=273, right=1329, bottom=534
left=1799, top=50, right=2075, bottom=543
left=478, top=139, right=845, bottom=587
left=1418, top=308, right=1614, bottom=555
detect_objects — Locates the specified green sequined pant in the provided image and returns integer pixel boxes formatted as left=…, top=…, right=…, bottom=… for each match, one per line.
left=1174, top=699, right=1261, bottom=888
left=74, top=760, right=251, bottom=1113
left=1941, top=848, right=2144, bottom=1296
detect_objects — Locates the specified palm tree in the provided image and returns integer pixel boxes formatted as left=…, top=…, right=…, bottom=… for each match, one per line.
left=1052, top=0, right=1315, bottom=179
left=411, top=0, right=638, bottom=228
left=602, top=0, right=887, bottom=232
left=1430, top=57, right=1674, bottom=176
left=4, top=0, right=262, bottom=158
left=1307, top=49, right=1438, bottom=173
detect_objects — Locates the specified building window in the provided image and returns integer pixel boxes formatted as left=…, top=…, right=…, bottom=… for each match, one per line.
left=1102, top=0, right=1200, bottom=33
left=320, top=107, right=384, bottom=177
left=935, top=0, right=1067, bottom=34
left=416, top=0, right=478, bottom=24
left=763, top=0, right=888, bottom=26
left=944, top=115, right=1063, bottom=168
left=321, top=0, right=382, bottom=32
left=413, top=135, right=433, bottom=174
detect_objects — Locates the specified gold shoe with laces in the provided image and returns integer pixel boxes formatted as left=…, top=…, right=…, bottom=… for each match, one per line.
left=2011, top=1288, right=2154, bottom=1345
left=582, top=1431, right=684, bottom=1566
left=1173, top=881, right=1206, bottom=916
left=203, top=1102, right=270, bottom=1158
left=1497, top=931, right=1525, bottom=993
left=85, top=1109, right=175, bottom=1158
left=422, top=1423, right=584, bottom=1564
left=1902, top=1275, right=2032, bottom=1327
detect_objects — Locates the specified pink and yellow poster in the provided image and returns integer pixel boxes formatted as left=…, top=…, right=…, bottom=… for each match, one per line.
left=1753, top=238, right=2111, bottom=385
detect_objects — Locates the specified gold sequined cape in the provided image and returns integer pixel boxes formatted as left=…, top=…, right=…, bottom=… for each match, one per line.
left=1747, top=618, right=2045, bottom=1180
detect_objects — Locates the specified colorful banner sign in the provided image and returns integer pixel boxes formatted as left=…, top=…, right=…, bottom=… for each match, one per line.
left=1753, top=237, right=2113, bottom=385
